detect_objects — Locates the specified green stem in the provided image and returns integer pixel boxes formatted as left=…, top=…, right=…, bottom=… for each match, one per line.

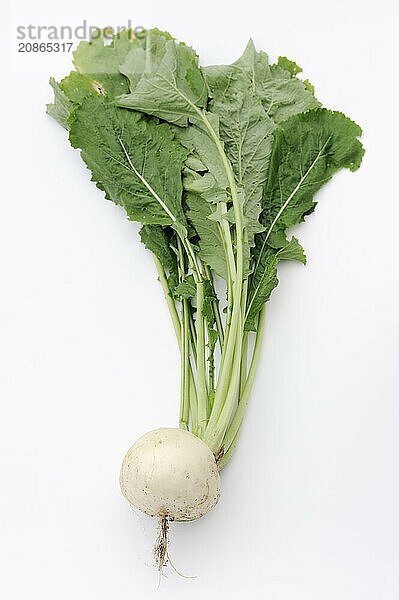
left=215, top=204, right=234, bottom=354
left=188, top=301, right=197, bottom=359
left=204, top=260, right=244, bottom=449
left=204, top=236, right=243, bottom=448
left=204, top=317, right=216, bottom=406
left=152, top=253, right=181, bottom=340
left=208, top=352, right=215, bottom=397
left=239, top=331, right=248, bottom=398
left=204, top=311, right=242, bottom=451
left=152, top=253, right=198, bottom=433
left=196, top=110, right=244, bottom=280
left=181, top=107, right=244, bottom=448
left=193, top=107, right=244, bottom=340
left=172, top=95, right=240, bottom=284
left=181, top=237, right=202, bottom=283
left=239, top=277, right=249, bottom=397
left=196, top=281, right=208, bottom=434
left=215, top=429, right=238, bottom=470
left=221, top=275, right=232, bottom=360
left=189, top=370, right=199, bottom=434
left=221, top=305, right=267, bottom=458
left=202, top=263, right=224, bottom=346
left=177, top=239, right=188, bottom=430
left=153, top=95, right=246, bottom=446
left=217, top=201, right=236, bottom=286
left=187, top=302, right=198, bottom=432
left=179, top=299, right=190, bottom=430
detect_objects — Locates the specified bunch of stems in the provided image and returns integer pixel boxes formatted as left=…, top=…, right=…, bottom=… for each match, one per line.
left=152, top=108, right=266, bottom=468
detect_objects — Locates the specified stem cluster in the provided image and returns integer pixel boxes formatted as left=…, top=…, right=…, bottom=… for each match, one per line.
left=153, top=110, right=267, bottom=466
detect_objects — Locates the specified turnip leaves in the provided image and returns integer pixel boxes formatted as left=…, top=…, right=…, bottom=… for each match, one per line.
left=47, top=28, right=364, bottom=464
left=69, top=97, right=189, bottom=229
left=245, top=109, right=364, bottom=330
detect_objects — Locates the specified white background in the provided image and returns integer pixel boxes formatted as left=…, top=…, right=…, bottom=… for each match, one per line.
left=1, top=1, right=399, bottom=598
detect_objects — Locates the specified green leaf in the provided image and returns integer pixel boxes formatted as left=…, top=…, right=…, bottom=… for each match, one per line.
left=203, top=42, right=274, bottom=244
left=47, top=30, right=142, bottom=127
left=116, top=28, right=173, bottom=94
left=173, top=115, right=231, bottom=281
left=46, top=77, right=74, bottom=129
left=68, top=96, right=189, bottom=228
left=258, top=62, right=320, bottom=123
left=184, top=155, right=207, bottom=172
left=172, top=273, right=218, bottom=325
left=202, top=279, right=218, bottom=327
left=185, top=192, right=228, bottom=280
left=183, top=169, right=220, bottom=198
left=48, top=30, right=175, bottom=121
left=207, top=327, right=219, bottom=356
left=222, top=40, right=319, bottom=124
left=262, top=109, right=364, bottom=249
left=174, top=274, right=196, bottom=299
left=303, top=79, right=315, bottom=94
left=232, top=39, right=270, bottom=83
left=174, top=114, right=229, bottom=194
left=203, top=278, right=219, bottom=365
left=245, top=108, right=364, bottom=331
left=203, top=89, right=273, bottom=265
left=216, top=40, right=319, bottom=124
left=66, top=29, right=137, bottom=101
left=140, top=224, right=179, bottom=291
left=276, top=56, right=303, bottom=76
left=116, top=34, right=208, bottom=126
left=202, top=39, right=319, bottom=275
left=244, top=247, right=279, bottom=331
left=277, top=237, right=306, bottom=264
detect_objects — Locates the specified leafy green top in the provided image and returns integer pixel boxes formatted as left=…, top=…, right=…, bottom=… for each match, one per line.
left=47, top=28, right=364, bottom=463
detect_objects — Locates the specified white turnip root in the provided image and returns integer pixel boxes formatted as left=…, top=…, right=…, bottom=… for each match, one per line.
left=120, top=428, right=221, bottom=521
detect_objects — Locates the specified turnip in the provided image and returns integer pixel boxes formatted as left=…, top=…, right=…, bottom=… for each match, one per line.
left=47, top=27, right=364, bottom=572
left=120, top=428, right=221, bottom=569
left=120, top=428, right=221, bottom=521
